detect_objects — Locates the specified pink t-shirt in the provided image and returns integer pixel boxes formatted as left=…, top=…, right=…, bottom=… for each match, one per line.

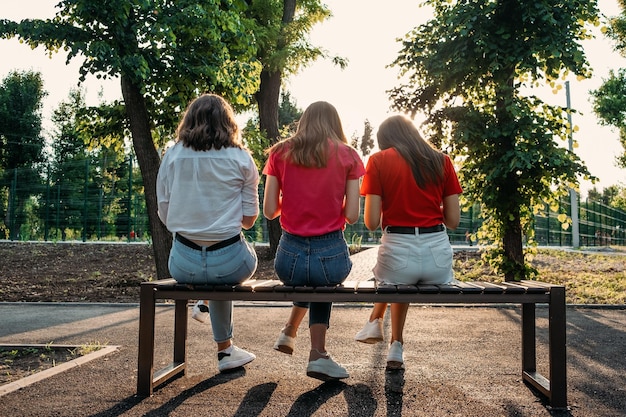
left=360, top=148, right=462, bottom=229
left=263, top=141, right=365, bottom=236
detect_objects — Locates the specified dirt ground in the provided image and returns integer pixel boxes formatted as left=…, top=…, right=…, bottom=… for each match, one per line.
left=0, top=241, right=278, bottom=303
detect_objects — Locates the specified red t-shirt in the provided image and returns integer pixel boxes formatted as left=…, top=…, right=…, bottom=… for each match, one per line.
left=360, top=148, right=462, bottom=229
left=263, top=141, right=365, bottom=236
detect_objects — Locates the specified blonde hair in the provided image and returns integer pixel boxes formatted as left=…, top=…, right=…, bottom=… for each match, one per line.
left=267, top=101, right=348, bottom=167
left=377, top=115, right=444, bottom=188
left=176, top=94, right=242, bottom=151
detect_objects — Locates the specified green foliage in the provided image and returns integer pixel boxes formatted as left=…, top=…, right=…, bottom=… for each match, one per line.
left=246, top=0, right=344, bottom=74
left=587, top=184, right=626, bottom=212
left=0, top=70, right=47, bottom=239
left=350, top=119, right=375, bottom=157
left=591, top=68, right=626, bottom=168
left=389, top=0, right=599, bottom=280
left=1, top=1, right=265, bottom=275
left=43, top=89, right=142, bottom=241
left=348, top=232, right=363, bottom=252
left=590, top=3, right=626, bottom=168
left=0, top=0, right=262, bottom=140
left=243, top=91, right=302, bottom=171
left=278, top=91, right=302, bottom=129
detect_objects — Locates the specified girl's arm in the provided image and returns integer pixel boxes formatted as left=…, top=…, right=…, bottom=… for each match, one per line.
left=242, top=215, right=258, bottom=230
left=263, top=175, right=282, bottom=220
left=344, top=179, right=361, bottom=224
left=363, top=194, right=382, bottom=231
left=442, top=194, right=461, bottom=230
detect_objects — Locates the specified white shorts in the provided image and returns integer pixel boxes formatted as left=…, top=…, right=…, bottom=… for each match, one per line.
left=373, top=229, right=455, bottom=286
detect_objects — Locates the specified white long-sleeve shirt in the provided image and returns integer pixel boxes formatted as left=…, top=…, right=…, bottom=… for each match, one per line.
left=156, top=142, right=259, bottom=241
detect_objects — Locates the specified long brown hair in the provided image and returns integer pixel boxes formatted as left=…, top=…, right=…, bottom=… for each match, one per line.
left=267, top=101, right=348, bottom=168
left=176, top=94, right=242, bottom=151
left=377, top=115, right=444, bottom=188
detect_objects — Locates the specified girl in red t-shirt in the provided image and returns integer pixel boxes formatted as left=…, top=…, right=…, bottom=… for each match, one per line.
left=355, top=115, right=462, bottom=370
left=263, top=101, right=365, bottom=381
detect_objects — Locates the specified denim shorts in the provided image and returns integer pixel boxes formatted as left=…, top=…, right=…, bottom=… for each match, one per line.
left=168, top=234, right=258, bottom=285
left=274, top=230, right=352, bottom=287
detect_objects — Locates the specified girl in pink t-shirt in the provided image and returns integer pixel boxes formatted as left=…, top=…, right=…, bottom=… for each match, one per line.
left=355, top=115, right=462, bottom=370
left=263, top=101, right=365, bottom=381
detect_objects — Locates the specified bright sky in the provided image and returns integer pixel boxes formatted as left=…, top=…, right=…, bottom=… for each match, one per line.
left=2, top=0, right=626, bottom=198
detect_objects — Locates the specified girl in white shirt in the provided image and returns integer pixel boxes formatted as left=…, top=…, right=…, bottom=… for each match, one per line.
left=156, top=93, right=259, bottom=373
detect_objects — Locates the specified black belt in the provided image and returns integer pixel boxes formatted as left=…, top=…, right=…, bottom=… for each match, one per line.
left=386, top=224, right=445, bottom=234
left=175, top=233, right=241, bottom=251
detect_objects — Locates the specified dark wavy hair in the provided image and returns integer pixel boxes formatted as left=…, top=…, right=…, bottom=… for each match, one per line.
left=377, top=115, right=444, bottom=189
left=176, top=94, right=242, bottom=151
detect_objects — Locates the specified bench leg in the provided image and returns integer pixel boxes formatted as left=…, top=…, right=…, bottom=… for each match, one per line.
left=548, top=286, right=567, bottom=409
left=173, top=299, right=188, bottom=366
left=521, top=303, right=536, bottom=373
left=521, top=294, right=568, bottom=410
left=137, top=284, right=156, bottom=396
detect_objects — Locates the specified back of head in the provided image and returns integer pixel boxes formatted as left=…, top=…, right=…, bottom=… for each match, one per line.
left=274, top=101, right=348, bottom=168
left=377, top=115, right=444, bottom=188
left=176, top=94, right=242, bottom=151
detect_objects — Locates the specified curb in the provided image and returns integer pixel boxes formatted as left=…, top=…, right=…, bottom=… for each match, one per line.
left=0, top=345, right=119, bottom=397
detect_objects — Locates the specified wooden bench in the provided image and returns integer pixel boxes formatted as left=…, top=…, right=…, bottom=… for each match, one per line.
left=137, top=274, right=567, bottom=409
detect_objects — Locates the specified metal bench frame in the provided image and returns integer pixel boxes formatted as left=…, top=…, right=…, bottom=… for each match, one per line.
left=137, top=278, right=567, bottom=409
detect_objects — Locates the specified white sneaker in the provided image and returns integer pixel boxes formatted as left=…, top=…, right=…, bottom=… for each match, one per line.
left=355, top=318, right=384, bottom=344
left=273, top=328, right=295, bottom=355
left=306, top=355, right=349, bottom=381
left=386, top=341, right=405, bottom=370
left=191, top=300, right=209, bottom=323
left=218, top=345, right=256, bottom=372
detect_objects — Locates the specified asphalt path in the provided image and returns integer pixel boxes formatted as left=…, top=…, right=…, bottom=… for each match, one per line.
left=0, top=247, right=624, bottom=416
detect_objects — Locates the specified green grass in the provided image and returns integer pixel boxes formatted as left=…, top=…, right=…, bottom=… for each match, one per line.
left=454, top=247, right=626, bottom=304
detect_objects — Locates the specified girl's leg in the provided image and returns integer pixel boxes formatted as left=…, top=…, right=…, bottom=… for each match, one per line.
left=369, top=303, right=388, bottom=321
left=208, top=300, right=234, bottom=350
left=390, top=303, right=410, bottom=344
left=308, top=302, right=332, bottom=358
left=306, top=302, right=349, bottom=380
left=283, top=304, right=308, bottom=337
left=309, top=323, right=328, bottom=360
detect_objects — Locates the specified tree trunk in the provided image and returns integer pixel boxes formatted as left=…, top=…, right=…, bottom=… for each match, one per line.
left=257, top=67, right=283, bottom=256
left=496, top=70, right=526, bottom=281
left=254, top=0, right=297, bottom=256
left=502, top=211, right=525, bottom=281
left=120, top=75, right=171, bottom=279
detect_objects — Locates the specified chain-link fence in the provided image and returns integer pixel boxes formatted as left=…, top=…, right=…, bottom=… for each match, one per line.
left=2, top=161, right=625, bottom=247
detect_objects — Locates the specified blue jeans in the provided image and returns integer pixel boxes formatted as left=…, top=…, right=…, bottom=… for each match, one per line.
left=168, top=234, right=258, bottom=343
left=274, top=230, right=352, bottom=327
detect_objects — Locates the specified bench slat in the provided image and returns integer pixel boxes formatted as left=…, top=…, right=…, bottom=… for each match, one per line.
left=336, top=281, right=359, bottom=293
left=474, top=281, right=506, bottom=293
left=499, top=282, right=526, bottom=294
left=376, top=284, right=398, bottom=294
left=294, top=285, right=316, bottom=293
left=213, top=284, right=237, bottom=292
left=234, top=279, right=255, bottom=292
left=315, top=284, right=343, bottom=293
left=516, top=282, right=549, bottom=294
left=520, top=280, right=556, bottom=292
left=437, top=284, right=463, bottom=294
left=354, top=280, right=377, bottom=293
left=416, top=284, right=439, bottom=294
left=249, top=281, right=281, bottom=292
left=395, top=284, right=418, bottom=293
left=274, top=285, right=295, bottom=293
left=451, top=281, right=484, bottom=294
